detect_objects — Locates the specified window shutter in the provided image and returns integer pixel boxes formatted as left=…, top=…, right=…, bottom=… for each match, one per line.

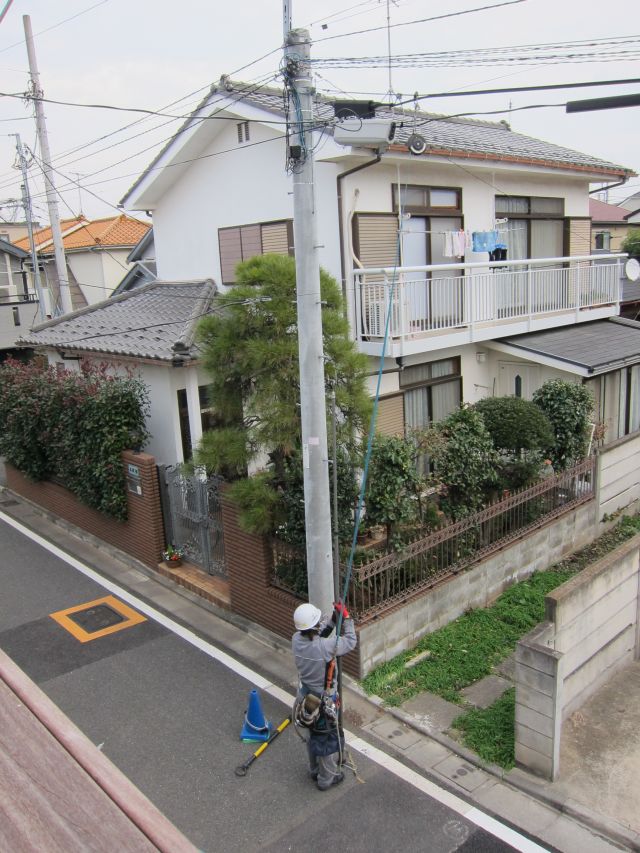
left=261, top=221, right=290, bottom=255
left=354, top=214, right=399, bottom=268
left=240, top=224, right=262, bottom=260
left=376, top=394, right=405, bottom=436
left=219, top=227, right=243, bottom=283
left=567, top=218, right=591, bottom=257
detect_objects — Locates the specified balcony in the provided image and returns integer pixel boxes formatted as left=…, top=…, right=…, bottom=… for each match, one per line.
left=353, top=253, right=624, bottom=358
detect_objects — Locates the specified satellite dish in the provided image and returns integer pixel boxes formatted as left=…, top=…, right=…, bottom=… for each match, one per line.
left=625, top=258, right=640, bottom=282
left=407, top=133, right=427, bottom=155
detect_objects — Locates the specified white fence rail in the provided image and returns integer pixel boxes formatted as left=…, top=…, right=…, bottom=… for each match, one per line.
left=354, top=254, right=624, bottom=342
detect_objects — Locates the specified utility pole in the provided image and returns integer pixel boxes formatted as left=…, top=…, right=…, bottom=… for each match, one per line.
left=23, top=14, right=72, bottom=315
left=283, top=23, right=335, bottom=615
left=12, top=133, right=47, bottom=321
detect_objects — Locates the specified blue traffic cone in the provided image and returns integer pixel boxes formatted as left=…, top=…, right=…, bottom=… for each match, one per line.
left=240, top=689, right=273, bottom=742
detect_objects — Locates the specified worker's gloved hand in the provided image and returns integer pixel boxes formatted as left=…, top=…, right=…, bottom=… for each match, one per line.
left=333, top=600, right=350, bottom=621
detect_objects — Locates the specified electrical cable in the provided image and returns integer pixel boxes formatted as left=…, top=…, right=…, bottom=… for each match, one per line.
left=0, top=0, right=112, bottom=55
left=313, top=0, right=527, bottom=44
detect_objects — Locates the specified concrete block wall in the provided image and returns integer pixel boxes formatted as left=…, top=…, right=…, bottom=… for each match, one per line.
left=515, top=533, right=640, bottom=780
left=5, top=452, right=165, bottom=568
left=358, top=500, right=598, bottom=674
left=598, top=431, right=640, bottom=518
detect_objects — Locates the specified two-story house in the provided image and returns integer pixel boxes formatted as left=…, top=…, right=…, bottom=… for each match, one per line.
left=116, top=79, right=639, bottom=449
left=13, top=214, right=151, bottom=311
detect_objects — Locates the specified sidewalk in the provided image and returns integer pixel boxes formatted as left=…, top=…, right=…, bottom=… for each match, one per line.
left=0, top=483, right=638, bottom=853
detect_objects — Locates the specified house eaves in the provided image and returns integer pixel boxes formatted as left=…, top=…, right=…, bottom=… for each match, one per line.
left=16, top=279, right=216, bottom=364
left=488, top=317, right=640, bottom=377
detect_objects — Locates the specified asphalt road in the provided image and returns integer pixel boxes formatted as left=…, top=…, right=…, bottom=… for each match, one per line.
left=0, top=516, right=529, bottom=853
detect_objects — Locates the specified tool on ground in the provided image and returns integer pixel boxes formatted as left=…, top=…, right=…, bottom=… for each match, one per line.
left=235, top=717, right=291, bottom=777
left=240, top=688, right=273, bottom=742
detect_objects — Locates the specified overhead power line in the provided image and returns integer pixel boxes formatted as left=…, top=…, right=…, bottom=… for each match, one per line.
left=314, top=0, right=527, bottom=43
left=314, top=34, right=640, bottom=68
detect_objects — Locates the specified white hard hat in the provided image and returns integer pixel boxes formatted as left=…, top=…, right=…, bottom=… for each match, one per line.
left=293, top=602, right=322, bottom=631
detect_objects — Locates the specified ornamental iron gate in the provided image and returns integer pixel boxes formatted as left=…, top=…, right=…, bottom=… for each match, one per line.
left=159, top=465, right=226, bottom=577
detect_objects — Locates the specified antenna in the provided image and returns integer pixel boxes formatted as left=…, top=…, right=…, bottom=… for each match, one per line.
left=385, top=0, right=399, bottom=105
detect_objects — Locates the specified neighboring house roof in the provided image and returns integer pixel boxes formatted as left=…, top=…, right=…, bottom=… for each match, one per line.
left=14, top=214, right=150, bottom=253
left=499, top=318, right=640, bottom=375
left=16, top=279, right=216, bottom=364
left=0, top=240, right=29, bottom=260
left=127, top=227, right=155, bottom=263
left=589, top=198, right=630, bottom=225
left=121, top=79, right=633, bottom=206
left=111, top=260, right=158, bottom=296
left=619, top=190, right=640, bottom=211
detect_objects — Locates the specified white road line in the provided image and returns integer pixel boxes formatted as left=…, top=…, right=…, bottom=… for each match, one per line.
left=1, top=512, right=549, bottom=853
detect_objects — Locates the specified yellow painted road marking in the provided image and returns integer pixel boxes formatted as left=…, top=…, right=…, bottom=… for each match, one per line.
left=49, top=595, right=146, bottom=643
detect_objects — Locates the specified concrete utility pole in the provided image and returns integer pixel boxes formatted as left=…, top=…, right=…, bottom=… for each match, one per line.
left=23, top=14, right=72, bottom=315
left=12, top=133, right=47, bottom=321
left=284, top=25, right=335, bottom=615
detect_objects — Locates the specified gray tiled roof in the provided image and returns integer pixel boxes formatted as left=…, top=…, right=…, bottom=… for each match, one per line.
left=121, top=80, right=632, bottom=206
left=236, top=83, right=630, bottom=173
left=17, top=280, right=216, bottom=363
left=501, top=317, right=640, bottom=374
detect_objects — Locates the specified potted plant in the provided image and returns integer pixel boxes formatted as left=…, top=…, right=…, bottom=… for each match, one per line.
left=162, top=544, right=184, bottom=567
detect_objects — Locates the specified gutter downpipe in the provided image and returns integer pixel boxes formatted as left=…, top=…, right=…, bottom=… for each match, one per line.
left=588, top=177, right=629, bottom=196
left=336, top=153, right=382, bottom=309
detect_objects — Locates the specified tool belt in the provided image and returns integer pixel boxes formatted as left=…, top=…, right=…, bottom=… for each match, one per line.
left=294, top=689, right=339, bottom=731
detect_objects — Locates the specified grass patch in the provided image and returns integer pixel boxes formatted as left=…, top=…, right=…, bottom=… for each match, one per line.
left=452, top=688, right=516, bottom=770
left=361, top=513, right=640, bottom=707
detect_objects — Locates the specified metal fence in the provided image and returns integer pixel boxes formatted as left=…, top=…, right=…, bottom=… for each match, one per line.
left=341, top=456, right=596, bottom=621
left=158, top=465, right=226, bottom=577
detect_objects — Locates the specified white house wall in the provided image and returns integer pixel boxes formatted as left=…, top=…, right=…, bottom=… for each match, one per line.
left=153, top=121, right=294, bottom=283
left=67, top=253, right=103, bottom=304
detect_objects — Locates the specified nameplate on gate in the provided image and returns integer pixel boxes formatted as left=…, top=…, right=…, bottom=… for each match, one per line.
left=126, top=463, right=142, bottom=496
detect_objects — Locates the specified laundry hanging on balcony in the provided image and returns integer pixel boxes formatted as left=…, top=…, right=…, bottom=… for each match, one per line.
left=443, top=229, right=471, bottom=258
left=471, top=230, right=500, bottom=253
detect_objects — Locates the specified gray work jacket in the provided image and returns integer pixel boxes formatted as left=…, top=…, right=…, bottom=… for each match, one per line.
left=291, top=616, right=357, bottom=696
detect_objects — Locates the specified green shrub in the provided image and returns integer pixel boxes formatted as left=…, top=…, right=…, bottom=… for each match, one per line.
left=473, top=396, right=554, bottom=455
left=622, top=228, right=640, bottom=258
left=432, top=407, right=500, bottom=518
left=532, top=379, right=594, bottom=469
left=365, top=434, right=422, bottom=538
left=0, top=360, right=149, bottom=519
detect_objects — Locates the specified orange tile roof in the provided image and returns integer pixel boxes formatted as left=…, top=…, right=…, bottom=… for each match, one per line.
left=14, top=215, right=150, bottom=252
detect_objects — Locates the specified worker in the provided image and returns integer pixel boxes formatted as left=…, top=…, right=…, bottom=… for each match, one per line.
left=291, top=600, right=357, bottom=791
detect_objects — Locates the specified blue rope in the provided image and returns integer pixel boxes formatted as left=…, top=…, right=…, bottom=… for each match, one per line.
left=335, top=230, right=402, bottom=640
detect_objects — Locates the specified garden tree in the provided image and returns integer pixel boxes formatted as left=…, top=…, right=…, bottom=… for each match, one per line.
left=431, top=406, right=500, bottom=519
left=365, top=434, right=423, bottom=540
left=622, top=228, right=640, bottom=258
left=0, top=359, right=149, bottom=519
left=195, top=253, right=371, bottom=534
left=532, top=379, right=594, bottom=470
left=473, top=396, right=554, bottom=489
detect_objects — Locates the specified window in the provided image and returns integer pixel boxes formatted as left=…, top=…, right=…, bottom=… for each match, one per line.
left=218, top=220, right=293, bottom=284
left=594, top=231, right=611, bottom=251
left=237, top=121, right=250, bottom=143
left=495, top=195, right=565, bottom=261
left=393, top=184, right=461, bottom=215
left=400, top=358, right=462, bottom=431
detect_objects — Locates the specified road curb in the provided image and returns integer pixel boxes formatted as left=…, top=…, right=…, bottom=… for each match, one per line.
left=342, top=678, right=640, bottom=852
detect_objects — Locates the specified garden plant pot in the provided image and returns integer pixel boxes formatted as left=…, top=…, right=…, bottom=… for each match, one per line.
left=165, top=557, right=182, bottom=567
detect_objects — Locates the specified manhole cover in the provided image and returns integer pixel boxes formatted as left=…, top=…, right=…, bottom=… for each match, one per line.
left=0, top=499, right=19, bottom=507
left=67, top=604, right=125, bottom=633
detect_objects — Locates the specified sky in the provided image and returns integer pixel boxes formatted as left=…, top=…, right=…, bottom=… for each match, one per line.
left=0, top=0, right=639, bottom=226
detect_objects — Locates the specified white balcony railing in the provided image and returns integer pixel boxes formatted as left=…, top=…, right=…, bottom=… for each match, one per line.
left=353, top=254, right=624, bottom=354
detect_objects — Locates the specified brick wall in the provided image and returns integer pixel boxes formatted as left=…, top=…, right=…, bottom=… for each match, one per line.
left=220, top=487, right=362, bottom=677
left=6, top=451, right=165, bottom=569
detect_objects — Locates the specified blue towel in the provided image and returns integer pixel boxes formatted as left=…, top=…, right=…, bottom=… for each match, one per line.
left=472, top=230, right=499, bottom=253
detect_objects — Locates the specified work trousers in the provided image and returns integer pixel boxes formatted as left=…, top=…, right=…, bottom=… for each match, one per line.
left=307, top=736, right=342, bottom=790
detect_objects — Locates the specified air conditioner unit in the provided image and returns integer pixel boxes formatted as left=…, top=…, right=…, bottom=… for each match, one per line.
left=334, top=119, right=396, bottom=149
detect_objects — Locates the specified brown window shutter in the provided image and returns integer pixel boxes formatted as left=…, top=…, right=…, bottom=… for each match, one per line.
left=219, top=227, right=242, bottom=283
left=261, top=221, right=290, bottom=255
left=376, top=394, right=405, bottom=436
left=354, top=214, right=399, bottom=269
left=240, top=224, right=262, bottom=260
